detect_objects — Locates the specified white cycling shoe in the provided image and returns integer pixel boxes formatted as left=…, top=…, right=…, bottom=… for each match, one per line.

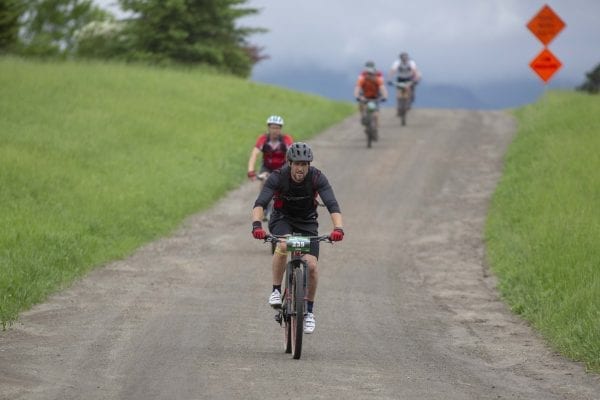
left=304, top=313, right=316, bottom=334
left=268, top=290, right=282, bottom=308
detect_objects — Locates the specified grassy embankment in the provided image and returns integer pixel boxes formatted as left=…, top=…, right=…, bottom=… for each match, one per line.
left=486, top=91, right=600, bottom=372
left=0, top=57, right=355, bottom=328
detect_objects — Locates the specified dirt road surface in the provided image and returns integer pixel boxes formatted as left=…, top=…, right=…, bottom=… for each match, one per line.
left=1, top=109, right=599, bottom=400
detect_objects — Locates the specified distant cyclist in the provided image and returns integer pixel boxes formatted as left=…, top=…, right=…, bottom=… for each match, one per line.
left=251, top=142, right=344, bottom=334
left=354, top=61, right=388, bottom=132
left=388, top=52, right=421, bottom=106
left=247, top=115, right=294, bottom=219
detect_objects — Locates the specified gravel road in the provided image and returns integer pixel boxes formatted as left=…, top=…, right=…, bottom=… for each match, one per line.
left=1, top=108, right=599, bottom=400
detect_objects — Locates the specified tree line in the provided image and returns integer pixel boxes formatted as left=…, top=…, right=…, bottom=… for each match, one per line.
left=0, top=0, right=267, bottom=77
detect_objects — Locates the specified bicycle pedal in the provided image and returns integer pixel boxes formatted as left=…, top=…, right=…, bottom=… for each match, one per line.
left=270, top=303, right=282, bottom=310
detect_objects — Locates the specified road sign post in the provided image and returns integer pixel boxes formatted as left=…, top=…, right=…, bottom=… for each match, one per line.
left=527, top=4, right=565, bottom=84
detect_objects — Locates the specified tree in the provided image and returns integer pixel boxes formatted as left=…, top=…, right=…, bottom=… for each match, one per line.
left=118, top=0, right=267, bottom=77
left=19, top=0, right=111, bottom=58
left=0, top=0, right=25, bottom=53
left=577, top=63, right=600, bottom=94
left=73, top=19, right=130, bottom=59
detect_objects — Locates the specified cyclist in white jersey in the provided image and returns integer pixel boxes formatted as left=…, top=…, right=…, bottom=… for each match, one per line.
left=388, top=52, right=421, bottom=105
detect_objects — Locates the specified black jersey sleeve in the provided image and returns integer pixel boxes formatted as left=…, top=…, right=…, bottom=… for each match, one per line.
left=253, top=171, right=279, bottom=209
left=315, top=172, right=341, bottom=214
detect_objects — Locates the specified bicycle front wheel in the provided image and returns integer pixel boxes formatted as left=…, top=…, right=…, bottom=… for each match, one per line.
left=291, top=267, right=304, bottom=359
left=283, top=263, right=292, bottom=353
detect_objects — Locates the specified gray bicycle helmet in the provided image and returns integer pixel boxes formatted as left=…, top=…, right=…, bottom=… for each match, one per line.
left=286, top=142, right=313, bottom=162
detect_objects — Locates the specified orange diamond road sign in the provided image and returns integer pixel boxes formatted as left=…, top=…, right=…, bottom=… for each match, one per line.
left=530, top=48, right=562, bottom=83
left=527, top=4, right=566, bottom=45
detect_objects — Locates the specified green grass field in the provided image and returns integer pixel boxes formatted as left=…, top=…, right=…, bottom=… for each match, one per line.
left=0, top=57, right=354, bottom=328
left=486, top=90, right=600, bottom=372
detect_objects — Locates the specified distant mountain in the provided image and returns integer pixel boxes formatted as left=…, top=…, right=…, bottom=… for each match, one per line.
left=417, top=83, right=490, bottom=109
left=251, top=65, right=574, bottom=110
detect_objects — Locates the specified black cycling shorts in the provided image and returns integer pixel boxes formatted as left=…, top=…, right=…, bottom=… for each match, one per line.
left=268, top=215, right=320, bottom=259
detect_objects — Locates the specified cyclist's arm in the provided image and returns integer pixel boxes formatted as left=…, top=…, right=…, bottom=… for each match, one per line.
left=315, top=173, right=341, bottom=214
left=410, top=60, right=421, bottom=82
left=330, top=212, right=343, bottom=230
left=252, top=174, right=276, bottom=223
left=353, top=79, right=363, bottom=99
left=252, top=205, right=265, bottom=224
left=378, top=78, right=388, bottom=99
left=248, top=147, right=261, bottom=174
left=253, top=171, right=278, bottom=209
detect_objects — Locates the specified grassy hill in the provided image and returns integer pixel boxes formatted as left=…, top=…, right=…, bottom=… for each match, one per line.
left=486, top=90, right=600, bottom=372
left=0, top=57, right=355, bottom=328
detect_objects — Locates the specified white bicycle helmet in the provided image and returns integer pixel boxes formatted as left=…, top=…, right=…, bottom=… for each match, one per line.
left=266, top=115, right=284, bottom=126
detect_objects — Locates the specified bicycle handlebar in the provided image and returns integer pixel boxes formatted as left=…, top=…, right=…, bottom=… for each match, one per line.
left=264, top=234, right=332, bottom=244
left=256, top=172, right=270, bottom=181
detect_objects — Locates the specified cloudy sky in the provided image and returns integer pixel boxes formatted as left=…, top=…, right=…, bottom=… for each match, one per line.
left=242, top=1, right=599, bottom=85
left=96, top=1, right=599, bottom=107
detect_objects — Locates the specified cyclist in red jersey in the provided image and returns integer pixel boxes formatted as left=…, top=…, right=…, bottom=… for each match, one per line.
left=248, top=115, right=294, bottom=220
left=247, top=115, right=294, bottom=180
left=354, top=61, right=387, bottom=132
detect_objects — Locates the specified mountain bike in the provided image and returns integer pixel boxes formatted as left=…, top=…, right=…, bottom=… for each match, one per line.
left=264, top=234, right=332, bottom=359
left=359, top=98, right=380, bottom=148
left=390, top=80, right=413, bottom=126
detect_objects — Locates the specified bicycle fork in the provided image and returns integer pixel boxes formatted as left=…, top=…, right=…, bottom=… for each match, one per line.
left=274, top=259, right=308, bottom=324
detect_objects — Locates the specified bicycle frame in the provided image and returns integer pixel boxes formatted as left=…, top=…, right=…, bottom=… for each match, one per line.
left=265, top=234, right=331, bottom=359
left=393, top=81, right=412, bottom=126
left=360, top=98, right=379, bottom=148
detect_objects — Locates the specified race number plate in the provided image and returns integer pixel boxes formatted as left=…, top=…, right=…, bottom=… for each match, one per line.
left=286, top=236, right=311, bottom=253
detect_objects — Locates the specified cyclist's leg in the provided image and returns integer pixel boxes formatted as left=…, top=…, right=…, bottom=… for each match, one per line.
left=269, top=216, right=293, bottom=288
left=303, top=254, right=318, bottom=301
left=359, top=102, right=367, bottom=125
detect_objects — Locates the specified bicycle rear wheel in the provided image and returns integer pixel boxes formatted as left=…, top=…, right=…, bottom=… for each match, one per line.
left=291, top=267, right=304, bottom=359
left=398, top=98, right=409, bottom=126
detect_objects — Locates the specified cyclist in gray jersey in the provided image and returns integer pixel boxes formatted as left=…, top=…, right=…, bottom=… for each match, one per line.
left=251, top=142, right=344, bottom=334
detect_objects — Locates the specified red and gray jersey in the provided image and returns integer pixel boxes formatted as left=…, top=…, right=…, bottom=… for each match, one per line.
left=253, top=166, right=341, bottom=221
left=254, top=133, right=294, bottom=171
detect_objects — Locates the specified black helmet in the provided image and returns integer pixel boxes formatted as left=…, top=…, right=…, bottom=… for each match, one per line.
left=286, top=142, right=313, bottom=162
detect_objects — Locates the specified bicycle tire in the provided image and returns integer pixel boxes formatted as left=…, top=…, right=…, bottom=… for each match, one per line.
left=283, top=263, right=292, bottom=353
left=284, top=291, right=292, bottom=353
left=398, top=98, right=408, bottom=126
left=362, top=112, right=372, bottom=148
left=370, top=116, right=378, bottom=141
left=291, top=266, right=304, bottom=359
